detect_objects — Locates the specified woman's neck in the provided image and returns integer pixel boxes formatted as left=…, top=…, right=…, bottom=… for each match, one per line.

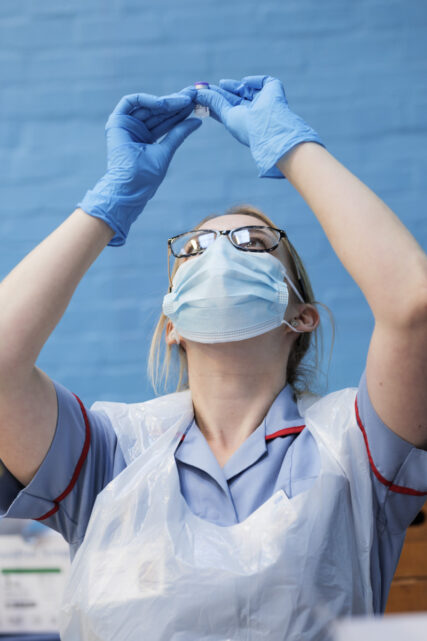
left=185, top=329, right=292, bottom=460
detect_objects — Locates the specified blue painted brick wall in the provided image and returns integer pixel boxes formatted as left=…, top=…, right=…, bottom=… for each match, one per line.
left=1, top=0, right=426, bottom=405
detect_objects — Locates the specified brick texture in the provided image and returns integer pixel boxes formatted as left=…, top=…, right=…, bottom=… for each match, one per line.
left=0, top=0, right=426, bottom=404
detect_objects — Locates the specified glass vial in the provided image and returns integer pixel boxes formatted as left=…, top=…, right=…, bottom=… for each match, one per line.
left=193, top=81, right=210, bottom=118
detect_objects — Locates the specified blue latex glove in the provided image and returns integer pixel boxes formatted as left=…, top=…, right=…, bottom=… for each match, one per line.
left=79, top=90, right=202, bottom=245
left=196, top=75, right=324, bottom=178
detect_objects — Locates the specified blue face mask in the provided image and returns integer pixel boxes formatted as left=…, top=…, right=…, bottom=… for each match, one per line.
left=162, top=237, right=304, bottom=344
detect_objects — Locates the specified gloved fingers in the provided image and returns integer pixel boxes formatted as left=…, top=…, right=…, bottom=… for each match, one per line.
left=207, top=84, right=242, bottom=106
left=160, top=117, right=202, bottom=157
left=174, top=83, right=223, bottom=119
left=219, top=75, right=274, bottom=100
left=240, top=75, right=275, bottom=89
left=105, top=114, right=155, bottom=145
left=128, top=94, right=195, bottom=123
left=218, top=78, right=245, bottom=94
left=254, top=77, right=288, bottom=106
left=195, top=87, right=234, bottom=122
left=106, top=104, right=195, bottom=146
left=113, top=93, right=163, bottom=116
left=145, top=104, right=193, bottom=131
left=149, top=92, right=195, bottom=114
left=177, top=86, right=198, bottom=100
left=149, top=104, right=195, bottom=140
left=127, top=106, right=152, bottom=121
left=200, top=84, right=242, bottom=123
left=113, top=92, right=193, bottom=117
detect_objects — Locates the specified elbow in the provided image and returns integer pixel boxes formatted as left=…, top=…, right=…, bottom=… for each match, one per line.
left=414, top=273, right=427, bottom=323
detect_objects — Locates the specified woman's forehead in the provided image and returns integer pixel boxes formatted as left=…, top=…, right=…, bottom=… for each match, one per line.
left=200, top=213, right=266, bottom=230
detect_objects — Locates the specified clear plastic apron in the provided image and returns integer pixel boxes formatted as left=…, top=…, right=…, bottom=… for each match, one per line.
left=60, top=388, right=374, bottom=641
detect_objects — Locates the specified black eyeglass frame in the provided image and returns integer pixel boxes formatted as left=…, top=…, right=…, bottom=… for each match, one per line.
left=166, top=225, right=308, bottom=301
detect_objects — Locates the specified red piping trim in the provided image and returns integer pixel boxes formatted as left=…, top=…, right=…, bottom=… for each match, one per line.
left=36, top=394, right=91, bottom=521
left=266, top=425, right=305, bottom=441
left=355, top=396, right=426, bottom=497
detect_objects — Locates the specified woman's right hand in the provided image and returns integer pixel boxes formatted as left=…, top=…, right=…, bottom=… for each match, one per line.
left=0, top=91, right=202, bottom=486
left=79, top=91, right=202, bottom=246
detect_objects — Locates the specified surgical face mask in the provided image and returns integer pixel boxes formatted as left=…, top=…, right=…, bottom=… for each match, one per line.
left=162, top=236, right=305, bottom=344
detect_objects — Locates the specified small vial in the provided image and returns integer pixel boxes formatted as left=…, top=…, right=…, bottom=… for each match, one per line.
left=193, top=81, right=210, bottom=118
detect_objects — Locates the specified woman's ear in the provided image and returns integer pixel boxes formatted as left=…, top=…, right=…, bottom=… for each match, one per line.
left=290, top=304, right=320, bottom=334
left=165, top=321, right=181, bottom=346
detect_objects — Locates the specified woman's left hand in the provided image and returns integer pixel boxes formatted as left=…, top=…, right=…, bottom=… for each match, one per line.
left=196, top=75, right=324, bottom=178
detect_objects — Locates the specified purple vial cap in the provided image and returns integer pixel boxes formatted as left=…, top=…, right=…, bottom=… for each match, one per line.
left=194, top=81, right=209, bottom=88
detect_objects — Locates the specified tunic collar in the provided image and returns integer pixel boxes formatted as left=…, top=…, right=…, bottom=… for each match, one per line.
left=174, top=384, right=304, bottom=487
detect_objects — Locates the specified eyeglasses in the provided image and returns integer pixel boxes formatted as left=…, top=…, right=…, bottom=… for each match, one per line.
left=167, top=225, right=307, bottom=300
left=169, top=226, right=287, bottom=256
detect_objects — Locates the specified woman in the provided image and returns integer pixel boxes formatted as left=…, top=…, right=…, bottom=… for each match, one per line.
left=0, top=76, right=426, bottom=640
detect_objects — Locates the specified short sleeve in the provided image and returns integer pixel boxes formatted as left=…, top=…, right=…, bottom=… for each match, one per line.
left=0, top=380, right=126, bottom=552
left=356, top=368, right=427, bottom=534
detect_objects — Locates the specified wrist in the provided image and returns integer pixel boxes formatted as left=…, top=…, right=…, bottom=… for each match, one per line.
left=253, top=113, right=324, bottom=179
left=276, top=141, right=328, bottom=181
left=78, top=184, right=149, bottom=247
left=75, top=208, right=116, bottom=245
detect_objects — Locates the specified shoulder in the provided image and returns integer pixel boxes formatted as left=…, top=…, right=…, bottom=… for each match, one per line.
left=297, top=387, right=358, bottom=432
left=297, top=387, right=364, bottom=465
left=91, top=389, right=193, bottom=463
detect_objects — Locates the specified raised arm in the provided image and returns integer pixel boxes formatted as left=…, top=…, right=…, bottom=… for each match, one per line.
left=197, top=76, right=427, bottom=448
left=0, top=91, right=200, bottom=486
left=278, top=144, right=427, bottom=449
left=0, top=213, right=113, bottom=486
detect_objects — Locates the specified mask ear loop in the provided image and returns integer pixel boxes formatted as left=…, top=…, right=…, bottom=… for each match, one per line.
left=281, top=262, right=306, bottom=333
left=282, top=236, right=308, bottom=303
left=285, top=271, right=305, bottom=304
left=281, top=319, right=305, bottom=333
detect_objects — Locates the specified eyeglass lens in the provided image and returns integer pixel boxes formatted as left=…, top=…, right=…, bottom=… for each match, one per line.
left=171, top=227, right=281, bottom=257
left=172, top=230, right=216, bottom=257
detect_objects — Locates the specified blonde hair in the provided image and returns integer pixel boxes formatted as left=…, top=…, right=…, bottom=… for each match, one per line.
left=148, top=205, right=332, bottom=397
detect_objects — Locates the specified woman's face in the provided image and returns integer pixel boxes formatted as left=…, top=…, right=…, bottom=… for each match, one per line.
left=166, top=213, right=313, bottom=347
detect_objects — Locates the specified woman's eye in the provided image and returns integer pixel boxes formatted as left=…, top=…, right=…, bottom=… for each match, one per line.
left=234, top=229, right=271, bottom=249
left=182, top=238, right=201, bottom=254
left=247, top=237, right=267, bottom=248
